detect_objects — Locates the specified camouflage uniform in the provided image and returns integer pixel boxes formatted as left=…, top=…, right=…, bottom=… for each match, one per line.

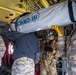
left=67, top=29, right=76, bottom=75
left=12, top=57, right=35, bottom=75
left=40, top=40, right=60, bottom=75
left=58, top=29, right=76, bottom=75
left=58, top=36, right=65, bottom=57
left=0, top=36, right=6, bottom=66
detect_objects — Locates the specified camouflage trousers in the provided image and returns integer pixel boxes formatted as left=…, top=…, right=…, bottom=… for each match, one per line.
left=67, top=30, right=76, bottom=75
left=12, top=57, right=35, bottom=75
left=68, top=50, right=76, bottom=75
left=40, top=59, right=57, bottom=75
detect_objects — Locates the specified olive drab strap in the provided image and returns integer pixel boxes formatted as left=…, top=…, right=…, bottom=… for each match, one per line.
left=68, top=0, right=76, bottom=22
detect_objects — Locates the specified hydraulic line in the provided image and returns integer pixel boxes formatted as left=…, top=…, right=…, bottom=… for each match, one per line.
left=34, top=0, right=42, bottom=9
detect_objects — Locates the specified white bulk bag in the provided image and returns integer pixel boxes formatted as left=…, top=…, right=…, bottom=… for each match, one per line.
left=10, top=1, right=76, bottom=33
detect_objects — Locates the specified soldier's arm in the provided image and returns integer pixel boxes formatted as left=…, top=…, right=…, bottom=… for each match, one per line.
left=1, top=25, right=24, bottom=41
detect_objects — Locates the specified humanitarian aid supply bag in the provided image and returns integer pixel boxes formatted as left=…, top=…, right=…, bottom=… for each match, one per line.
left=10, top=1, right=76, bottom=33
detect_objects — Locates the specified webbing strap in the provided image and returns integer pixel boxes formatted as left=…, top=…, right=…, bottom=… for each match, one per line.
left=68, top=0, right=76, bottom=22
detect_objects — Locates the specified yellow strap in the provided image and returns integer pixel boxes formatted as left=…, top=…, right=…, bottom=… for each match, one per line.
left=51, top=25, right=64, bottom=36
left=7, top=19, right=13, bottom=24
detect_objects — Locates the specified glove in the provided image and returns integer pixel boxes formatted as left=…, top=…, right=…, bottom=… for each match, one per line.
left=51, top=25, right=64, bottom=36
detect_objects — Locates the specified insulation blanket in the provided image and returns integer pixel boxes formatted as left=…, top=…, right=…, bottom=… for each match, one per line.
left=10, top=1, right=76, bottom=33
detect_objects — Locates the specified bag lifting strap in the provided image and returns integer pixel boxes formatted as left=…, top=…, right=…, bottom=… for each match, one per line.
left=68, top=0, right=76, bottom=22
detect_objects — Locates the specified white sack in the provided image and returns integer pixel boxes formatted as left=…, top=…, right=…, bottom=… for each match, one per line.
left=10, top=1, right=76, bottom=33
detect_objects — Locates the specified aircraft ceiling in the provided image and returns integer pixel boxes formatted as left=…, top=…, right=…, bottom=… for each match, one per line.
left=0, top=0, right=65, bottom=23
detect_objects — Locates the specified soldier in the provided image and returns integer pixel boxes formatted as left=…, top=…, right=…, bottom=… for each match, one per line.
left=66, top=24, right=76, bottom=75
left=40, top=29, right=60, bottom=75
left=55, top=24, right=76, bottom=75
left=1, top=25, right=40, bottom=75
